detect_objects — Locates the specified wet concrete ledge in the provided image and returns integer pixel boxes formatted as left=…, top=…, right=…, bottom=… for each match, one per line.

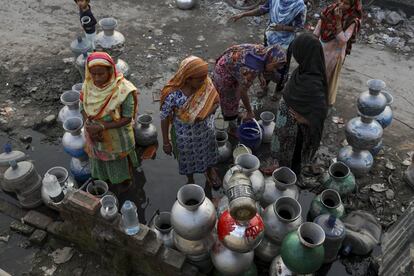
left=0, top=189, right=203, bottom=276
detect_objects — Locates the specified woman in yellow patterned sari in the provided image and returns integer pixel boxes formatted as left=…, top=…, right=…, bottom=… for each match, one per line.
left=160, top=56, right=220, bottom=186
left=80, top=52, right=138, bottom=188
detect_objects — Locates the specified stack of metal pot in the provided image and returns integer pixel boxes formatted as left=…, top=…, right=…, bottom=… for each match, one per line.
left=338, top=79, right=387, bottom=177
left=3, top=160, right=43, bottom=208
left=171, top=184, right=216, bottom=274
left=0, top=144, right=26, bottom=192
left=213, top=153, right=265, bottom=275
left=95, top=17, right=130, bottom=77
left=61, top=116, right=91, bottom=184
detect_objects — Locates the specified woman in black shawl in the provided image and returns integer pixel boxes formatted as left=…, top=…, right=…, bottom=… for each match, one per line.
left=271, top=33, right=328, bottom=176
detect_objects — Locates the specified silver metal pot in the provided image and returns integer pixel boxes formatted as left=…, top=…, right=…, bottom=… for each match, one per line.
left=357, top=79, right=387, bottom=117
left=254, top=236, right=281, bottom=263
left=224, top=153, right=265, bottom=201
left=258, top=111, right=275, bottom=144
left=260, top=167, right=299, bottom=208
left=173, top=231, right=215, bottom=257
left=58, top=90, right=82, bottom=124
left=345, top=114, right=383, bottom=151
left=171, top=184, right=216, bottom=241
left=338, top=146, right=373, bottom=178
left=216, top=131, right=232, bottom=163
left=134, top=114, right=158, bottom=147
left=62, top=117, right=86, bottom=158
left=225, top=170, right=257, bottom=222
left=263, top=196, right=303, bottom=244
left=211, top=240, right=254, bottom=276
left=152, top=211, right=174, bottom=248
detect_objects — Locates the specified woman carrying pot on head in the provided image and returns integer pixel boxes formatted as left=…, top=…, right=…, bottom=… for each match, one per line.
left=80, top=52, right=139, bottom=193
left=230, top=0, right=306, bottom=97
left=212, top=44, right=286, bottom=135
left=271, top=34, right=328, bottom=178
left=160, top=56, right=221, bottom=187
left=313, top=0, right=362, bottom=106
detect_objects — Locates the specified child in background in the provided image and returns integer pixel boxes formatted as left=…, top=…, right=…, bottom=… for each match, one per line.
left=75, top=0, right=97, bottom=49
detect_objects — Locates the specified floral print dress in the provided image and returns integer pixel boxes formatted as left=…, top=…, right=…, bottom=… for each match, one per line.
left=160, top=90, right=218, bottom=175
left=212, top=45, right=263, bottom=120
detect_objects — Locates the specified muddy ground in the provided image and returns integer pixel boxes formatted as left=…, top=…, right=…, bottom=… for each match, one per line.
left=0, top=0, right=413, bottom=275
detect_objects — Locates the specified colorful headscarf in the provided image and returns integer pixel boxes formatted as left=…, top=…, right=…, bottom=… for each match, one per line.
left=320, top=0, right=363, bottom=55
left=160, top=56, right=219, bottom=124
left=270, top=0, right=307, bottom=25
left=80, top=52, right=137, bottom=120
left=219, top=44, right=286, bottom=72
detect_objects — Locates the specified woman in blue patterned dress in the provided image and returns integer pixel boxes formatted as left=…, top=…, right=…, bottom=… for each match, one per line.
left=160, top=56, right=221, bottom=186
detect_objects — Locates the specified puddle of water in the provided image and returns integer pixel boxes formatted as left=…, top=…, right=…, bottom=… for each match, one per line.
left=0, top=213, right=38, bottom=275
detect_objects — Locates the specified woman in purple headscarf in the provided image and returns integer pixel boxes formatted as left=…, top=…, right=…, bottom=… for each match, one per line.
left=212, top=44, right=286, bottom=132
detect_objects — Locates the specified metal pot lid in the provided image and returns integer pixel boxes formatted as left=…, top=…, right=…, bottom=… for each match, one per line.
left=4, top=160, right=34, bottom=181
left=0, top=144, right=25, bottom=166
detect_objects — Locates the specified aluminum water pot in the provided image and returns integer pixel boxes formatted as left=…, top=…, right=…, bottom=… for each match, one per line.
left=338, top=146, right=373, bottom=178
left=173, top=231, right=215, bottom=257
left=211, top=240, right=254, bottom=276
left=75, top=53, right=88, bottom=81
left=134, top=114, right=158, bottom=147
left=72, top=83, right=83, bottom=94
left=62, top=117, right=86, bottom=158
left=217, top=210, right=264, bottom=253
left=357, top=79, right=387, bottom=117
left=255, top=236, right=281, bottom=262
left=345, top=114, right=383, bottom=151
left=308, top=189, right=345, bottom=221
left=260, top=167, right=299, bottom=208
left=152, top=212, right=174, bottom=248
left=176, top=0, right=196, bottom=10
left=321, top=161, right=356, bottom=196
left=225, top=169, right=257, bottom=221
left=314, top=215, right=345, bottom=263
left=70, top=36, right=92, bottom=58
left=171, top=184, right=216, bottom=240
left=263, top=196, right=303, bottom=244
left=224, top=153, right=265, bottom=201
left=95, top=18, right=125, bottom=52
left=258, top=111, right=275, bottom=144
left=216, top=131, right=232, bottom=163
left=0, top=144, right=26, bottom=192
left=58, top=90, right=82, bottom=124
left=375, top=91, right=393, bottom=129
